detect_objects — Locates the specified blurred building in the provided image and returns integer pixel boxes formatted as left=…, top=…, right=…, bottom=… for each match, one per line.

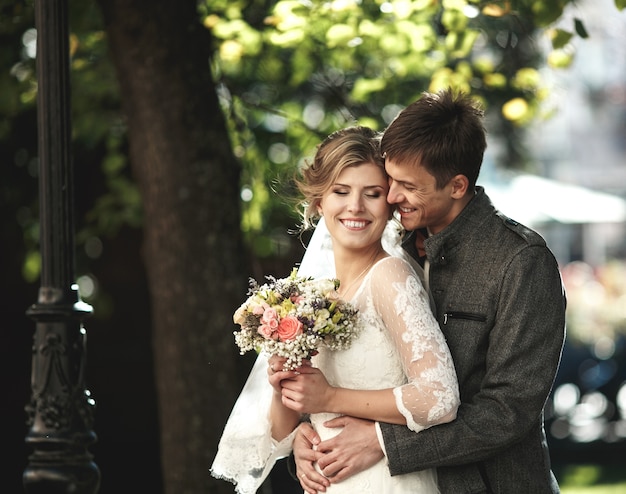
left=482, top=0, right=626, bottom=268
left=532, top=0, right=626, bottom=195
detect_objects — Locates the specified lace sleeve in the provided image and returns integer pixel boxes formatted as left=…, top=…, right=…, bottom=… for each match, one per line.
left=371, top=257, right=460, bottom=433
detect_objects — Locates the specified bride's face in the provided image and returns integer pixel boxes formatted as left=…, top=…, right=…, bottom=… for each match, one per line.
left=318, top=162, right=391, bottom=252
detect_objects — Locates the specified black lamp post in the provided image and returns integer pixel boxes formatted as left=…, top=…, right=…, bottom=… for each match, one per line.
left=23, top=0, right=100, bottom=492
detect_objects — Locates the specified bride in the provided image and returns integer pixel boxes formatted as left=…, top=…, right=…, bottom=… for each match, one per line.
left=211, top=126, right=459, bottom=493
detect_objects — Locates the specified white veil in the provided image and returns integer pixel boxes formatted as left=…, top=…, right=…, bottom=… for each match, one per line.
left=210, top=217, right=424, bottom=493
left=210, top=218, right=336, bottom=493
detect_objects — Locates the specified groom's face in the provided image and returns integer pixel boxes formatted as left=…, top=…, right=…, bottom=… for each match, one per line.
left=385, top=159, right=457, bottom=235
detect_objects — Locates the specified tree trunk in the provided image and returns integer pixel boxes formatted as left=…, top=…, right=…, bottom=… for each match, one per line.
left=96, top=1, right=249, bottom=492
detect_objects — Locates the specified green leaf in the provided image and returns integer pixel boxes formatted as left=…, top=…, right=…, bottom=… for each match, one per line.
left=483, top=72, right=507, bottom=89
left=551, top=29, right=573, bottom=49
left=351, top=78, right=386, bottom=102
left=574, top=18, right=589, bottom=39
left=548, top=49, right=574, bottom=69
left=616, top=0, right=626, bottom=11
left=532, top=0, right=565, bottom=27
left=513, top=68, right=541, bottom=90
left=441, top=9, right=468, bottom=32
left=325, top=24, right=356, bottom=48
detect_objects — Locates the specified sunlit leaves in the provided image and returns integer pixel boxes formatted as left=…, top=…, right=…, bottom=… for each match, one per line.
left=483, top=72, right=507, bottom=89
left=69, top=33, right=80, bottom=58
left=379, top=32, right=410, bottom=55
left=272, top=0, right=311, bottom=30
left=531, top=0, right=567, bottom=27
left=441, top=0, right=467, bottom=10
left=220, top=40, right=244, bottom=63
left=203, top=14, right=220, bottom=29
left=441, top=6, right=469, bottom=32
left=22, top=250, right=41, bottom=283
left=211, top=18, right=263, bottom=62
left=0, top=0, right=603, bottom=266
left=445, top=28, right=479, bottom=58
left=473, top=55, right=495, bottom=74
left=380, top=0, right=423, bottom=19
left=197, top=0, right=588, bottom=254
left=396, top=21, right=436, bottom=53
left=357, top=18, right=384, bottom=39
left=550, top=28, right=573, bottom=50
left=512, top=67, right=541, bottom=91
left=289, top=49, right=317, bottom=86
left=352, top=78, right=388, bottom=102
left=547, top=48, right=574, bottom=69
left=326, top=0, right=361, bottom=13
left=326, top=23, right=357, bottom=48
left=502, top=97, right=529, bottom=123
left=429, top=67, right=472, bottom=95
left=482, top=2, right=511, bottom=17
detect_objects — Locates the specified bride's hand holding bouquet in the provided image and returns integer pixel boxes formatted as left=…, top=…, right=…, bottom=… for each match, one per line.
left=270, top=358, right=334, bottom=415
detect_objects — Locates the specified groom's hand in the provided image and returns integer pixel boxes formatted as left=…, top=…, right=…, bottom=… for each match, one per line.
left=293, top=422, right=330, bottom=493
left=316, top=416, right=384, bottom=483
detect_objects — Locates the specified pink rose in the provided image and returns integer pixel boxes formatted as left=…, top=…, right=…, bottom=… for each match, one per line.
left=261, top=307, right=279, bottom=329
left=276, top=315, right=303, bottom=342
left=257, top=324, right=277, bottom=340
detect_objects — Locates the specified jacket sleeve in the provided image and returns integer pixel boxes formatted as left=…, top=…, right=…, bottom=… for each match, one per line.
left=380, top=245, right=566, bottom=474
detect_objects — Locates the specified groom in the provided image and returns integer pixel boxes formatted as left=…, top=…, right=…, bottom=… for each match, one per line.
left=291, top=89, right=566, bottom=493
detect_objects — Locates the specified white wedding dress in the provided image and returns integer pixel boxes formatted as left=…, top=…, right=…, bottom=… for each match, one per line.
left=211, top=219, right=459, bottom=494
left=308, top=256, right=459, bottom=493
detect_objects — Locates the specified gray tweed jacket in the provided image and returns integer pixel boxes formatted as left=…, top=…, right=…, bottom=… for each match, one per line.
left=380, top=187, right=566, bottom=493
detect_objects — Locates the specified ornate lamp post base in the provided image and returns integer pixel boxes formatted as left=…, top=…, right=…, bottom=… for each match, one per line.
left=24, top=292, right=99, bottom=493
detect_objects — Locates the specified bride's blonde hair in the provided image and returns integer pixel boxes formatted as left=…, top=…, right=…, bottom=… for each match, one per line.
left=296, top=126, right=384, bottom=230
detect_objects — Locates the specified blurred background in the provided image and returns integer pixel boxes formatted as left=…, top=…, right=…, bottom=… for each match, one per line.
left=1, top=0, right=625, bottom=493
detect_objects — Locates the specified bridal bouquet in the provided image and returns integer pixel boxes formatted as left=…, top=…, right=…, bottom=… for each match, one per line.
left=233, top=268, right=360, bottom=370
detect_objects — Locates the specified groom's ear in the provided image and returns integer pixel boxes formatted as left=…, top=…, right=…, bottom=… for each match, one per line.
left=450, top=174, right=469, bottom=199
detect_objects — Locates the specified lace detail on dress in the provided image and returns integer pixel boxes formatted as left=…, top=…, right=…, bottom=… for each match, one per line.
left=354, top=256, right=459, bottom=433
